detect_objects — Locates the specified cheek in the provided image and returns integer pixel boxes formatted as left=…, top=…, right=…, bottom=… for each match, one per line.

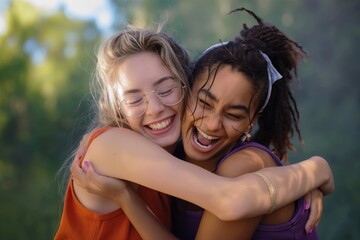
left=229, top=131, right=243, bottom=142
left=182, top=108, right=193, bottom=129
left=172, top=102, right=182, bottom=115
left=186, top=96, right=196, bottom=113
left=187, top=97, right=206, bottom=118
left=126, top=118, right=143, bottom=132
left=224, top=123, right=246, bottom=140
left=181, top=109, right=199, bottom=140
left=184, top=101, right=204, bottom=127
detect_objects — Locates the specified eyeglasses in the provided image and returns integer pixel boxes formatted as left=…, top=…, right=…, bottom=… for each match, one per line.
left=120, top=81, right=186, bottom=118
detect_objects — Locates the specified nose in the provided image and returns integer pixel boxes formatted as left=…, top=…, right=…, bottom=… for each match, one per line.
left=203, top=111, right=222, bottom=131
left=145, top=94, right=165, bottom=116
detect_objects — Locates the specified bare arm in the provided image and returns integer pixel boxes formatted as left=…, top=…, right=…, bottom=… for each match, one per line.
left=71, top=161, right=177, bottom=240
left=196, top=147, right=328, bottom=239
left=83, top=127, right=333, bottom=221
left=120, top=187, right=177, bottom=240
left=236, top=156, right=333, bottom=219
left=196, top=148, right=268, bottom=239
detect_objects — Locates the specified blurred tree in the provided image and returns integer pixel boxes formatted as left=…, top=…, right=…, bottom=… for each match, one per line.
left=288, top=0, right=360, bottom=239
left=0, top=0, right=101, bottom=238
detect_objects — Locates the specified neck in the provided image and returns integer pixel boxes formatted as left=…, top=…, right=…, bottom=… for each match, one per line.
left=184, top=143, right=237, bottom=172
left=164, top=143, right=177, bottom=154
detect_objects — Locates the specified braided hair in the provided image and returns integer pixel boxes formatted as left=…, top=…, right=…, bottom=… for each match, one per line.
left=192, top=8, right=306, bottom=161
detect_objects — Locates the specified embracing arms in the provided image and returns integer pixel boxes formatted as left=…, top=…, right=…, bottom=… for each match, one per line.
left=82, top=127, right=333, bottom=221
left=236, top=156, right=333, bottom=219
left=72, top=161, right=177, bottom=240
left=195, top=147, right=326, bottom=239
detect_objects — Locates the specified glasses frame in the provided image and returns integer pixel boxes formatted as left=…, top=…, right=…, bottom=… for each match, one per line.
left=120, top=84, right=186, bottom=118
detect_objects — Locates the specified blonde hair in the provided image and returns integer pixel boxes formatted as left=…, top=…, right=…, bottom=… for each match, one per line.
left=57, top=26, right=191, bottom=197
left=93, top=26, right=191, bottom=128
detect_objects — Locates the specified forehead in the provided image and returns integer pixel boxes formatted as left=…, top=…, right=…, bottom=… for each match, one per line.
left=116, top=52, right=174, bottom=90
left=195, top=65, right=254, bottom=103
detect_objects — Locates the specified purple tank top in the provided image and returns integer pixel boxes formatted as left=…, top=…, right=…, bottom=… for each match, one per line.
left=172, top=142, right=318, bottom=240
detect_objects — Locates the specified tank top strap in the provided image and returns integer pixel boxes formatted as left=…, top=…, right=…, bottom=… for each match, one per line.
left=78, top=127, right=110, bottom=166
left=216, top=142, right=283, bottom=170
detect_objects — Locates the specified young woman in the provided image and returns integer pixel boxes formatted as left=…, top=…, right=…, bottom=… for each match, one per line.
left=174, top=8, right=323, bottom=239
left=55, top=27, right=192, bottom=239
left=57, top=17, right=334, bottom=240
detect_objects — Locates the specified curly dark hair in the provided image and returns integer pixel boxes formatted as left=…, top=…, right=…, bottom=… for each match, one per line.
left=192, top=7, right=307, bottom=161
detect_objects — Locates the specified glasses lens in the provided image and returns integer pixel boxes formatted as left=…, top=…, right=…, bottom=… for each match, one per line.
left=120, top=82, right=185, bottom=118
left=156, top=82, right=184, bottom=106
left=121, top=94, right=146, bottom=117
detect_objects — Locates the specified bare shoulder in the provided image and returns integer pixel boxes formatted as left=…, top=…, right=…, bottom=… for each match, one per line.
left=101, top=127, right=140, bottom=139
left=217, top=147, right=275, bottom=178
left=90, top=127, right=144, bottom=148
left=83, top=127, right=138, bottom=167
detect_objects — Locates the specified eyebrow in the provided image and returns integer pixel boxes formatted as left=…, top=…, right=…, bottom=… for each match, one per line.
left=123, top=76, right=175, bottom=94
left=154, top=76, right=176, bottom=86
left=198, top=89, right=249, bottom=113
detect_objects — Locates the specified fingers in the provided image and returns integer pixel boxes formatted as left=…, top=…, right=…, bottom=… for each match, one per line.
left=75, top=144, right=85, bottom=162
left=75, top=131, right=93, bottom=162
left=304, top=189, right=323, bottom=234
left=72, top=160, right=127, bottom=198
left=304, top=191, right=314, bottom=234
left=71, top=160, right=95, bottom=190
left=83, top=162, right=120, bottom=191
left=304, top=192, right=311, bottom=210
left=82, top=161, right=102, bottom=187
left=70, top=163, right=87, bottom=188
left=81, top=161, right=109, bottom=190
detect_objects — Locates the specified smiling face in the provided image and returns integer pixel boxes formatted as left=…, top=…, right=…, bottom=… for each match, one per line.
left=182, top=64, right=259, bottom=167
left=116, top=52, right=183, bottom=151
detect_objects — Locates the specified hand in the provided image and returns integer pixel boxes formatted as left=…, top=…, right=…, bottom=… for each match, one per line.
left=71, top=160, right=131, bottom=207
left=304, top=189, right=323, bottom=234
left=74, top=131, right=92, bottom=162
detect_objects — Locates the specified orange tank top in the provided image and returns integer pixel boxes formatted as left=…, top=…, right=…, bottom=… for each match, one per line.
left=54, top=127, right=171, bottom=240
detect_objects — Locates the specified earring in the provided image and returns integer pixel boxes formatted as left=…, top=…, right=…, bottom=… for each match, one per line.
left=240, top=132, right=251, bottom=142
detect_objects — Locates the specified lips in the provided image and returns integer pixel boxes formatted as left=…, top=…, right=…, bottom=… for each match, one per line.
left=147, top=118, right=172, bottom=130
left=145, top=116, right=175, bottom=135
left=191, top=127, right=220, bottom=152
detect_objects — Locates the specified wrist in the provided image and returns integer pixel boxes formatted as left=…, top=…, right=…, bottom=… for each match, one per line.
left=313, top=156, right=334, bottom=196
left=107, top=185, right=132, bottom=208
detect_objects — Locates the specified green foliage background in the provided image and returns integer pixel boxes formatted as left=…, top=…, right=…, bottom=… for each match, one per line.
left=0, top=0, right=359, bottom=239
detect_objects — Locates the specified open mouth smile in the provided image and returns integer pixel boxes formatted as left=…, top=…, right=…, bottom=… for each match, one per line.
left=147, top=117, right=172, bottom=130
left=145, top=116, right=175, bottom=136
left=192, top=127, right=220, bottom=150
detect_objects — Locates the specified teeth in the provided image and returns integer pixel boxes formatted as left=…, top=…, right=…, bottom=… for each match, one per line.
left=148, top=119, right=171, bottom=130
left=196, top=128, right=219, bottom=140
